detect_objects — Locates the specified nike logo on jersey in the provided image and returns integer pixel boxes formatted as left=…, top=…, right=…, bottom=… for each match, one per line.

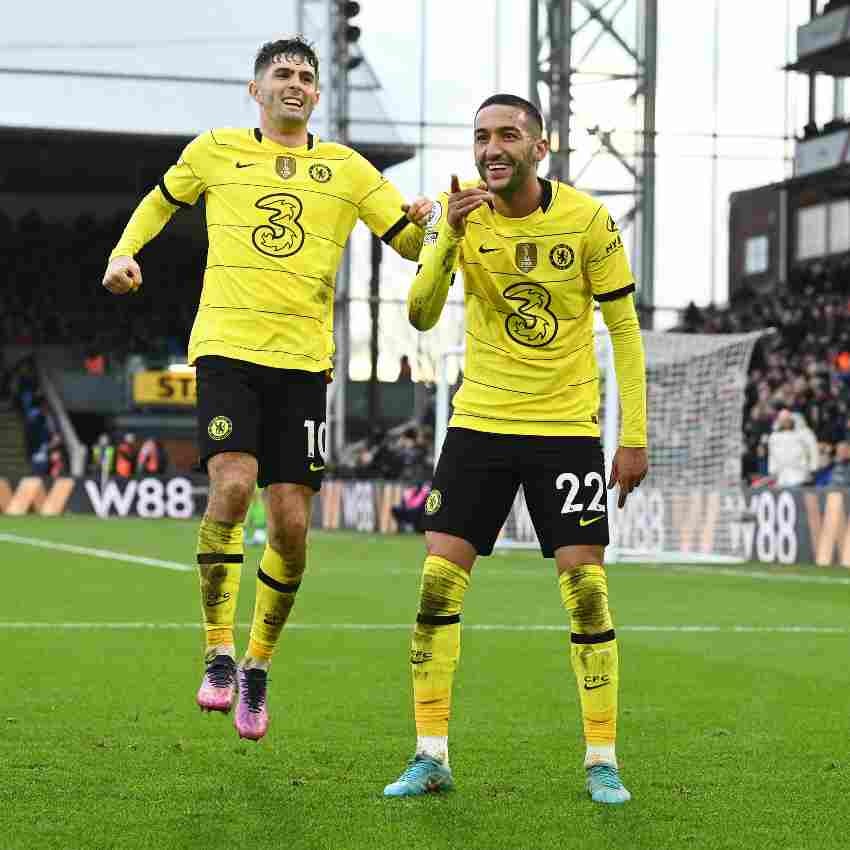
left=583, top=681, right=611, bottom=691
left=309, top=462, right=326, bottom=472
left=579, top=514, right=605, bottom=527
left=235, top=162, right=258, bottom=168
left=478, top=245, right=500, bottom=254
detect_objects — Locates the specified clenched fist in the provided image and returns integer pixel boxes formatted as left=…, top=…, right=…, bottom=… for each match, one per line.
left=401, top=196, right=433, bottom=227
left=102, top=256, right=142, bottom=295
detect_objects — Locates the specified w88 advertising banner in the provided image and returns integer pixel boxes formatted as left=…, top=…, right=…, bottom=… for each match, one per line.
left=611, top=486, right=850, bottom=567
left=2, top=476, right=849, bottom=568
left=67, top=476, right=199, bottom=519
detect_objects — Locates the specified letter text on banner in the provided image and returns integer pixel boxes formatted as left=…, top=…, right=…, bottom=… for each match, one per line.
left=132, top=371, right=197, bottom=406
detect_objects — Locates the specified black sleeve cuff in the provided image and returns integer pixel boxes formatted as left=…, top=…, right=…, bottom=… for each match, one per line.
left=380, top=214, right=410, bottom=245
left=158, top=178, right=192, bottom=210
left=595, top=283, right=636, bottom=303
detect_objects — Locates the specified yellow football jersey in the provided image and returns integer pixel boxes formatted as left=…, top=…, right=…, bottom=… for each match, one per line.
left=115, top=128, right=419, bottom=371
left=421, top=179, right=635, bottom=437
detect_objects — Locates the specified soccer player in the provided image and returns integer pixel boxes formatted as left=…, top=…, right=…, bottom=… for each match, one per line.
left=383, top=94, right=647, bottom=803
left=102, top=37, right=431, bottom=741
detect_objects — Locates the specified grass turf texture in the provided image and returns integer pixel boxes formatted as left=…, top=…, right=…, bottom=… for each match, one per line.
left=2, top=515, right=849, bottom=850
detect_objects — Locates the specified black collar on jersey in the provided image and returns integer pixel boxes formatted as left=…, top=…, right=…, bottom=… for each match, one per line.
left=538, top=178, right=553, bottom=213
left=253, top=128, right=315, bottom=150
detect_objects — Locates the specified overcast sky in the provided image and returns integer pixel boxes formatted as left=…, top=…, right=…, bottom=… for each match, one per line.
left=0, top=0, right=831, bottom=377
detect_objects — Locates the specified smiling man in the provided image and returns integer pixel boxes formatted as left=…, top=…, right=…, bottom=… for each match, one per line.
left=384, top=94, right=648, bottom=803
left=102, top=37, right=430, bottom=743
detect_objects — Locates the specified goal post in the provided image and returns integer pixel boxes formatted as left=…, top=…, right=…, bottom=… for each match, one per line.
left=434, top=327, right=767, bottom=563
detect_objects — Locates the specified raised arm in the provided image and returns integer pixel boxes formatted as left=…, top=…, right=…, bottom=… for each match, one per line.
left=102, top=133, right=207, bottom=295
left=408, top=175, right=493, bottom=331
left=102, top=189, right=180, bottom=293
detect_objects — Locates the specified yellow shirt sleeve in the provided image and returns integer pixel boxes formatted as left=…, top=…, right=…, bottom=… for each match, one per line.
left=599, top=294, right=647, bottom=447
left=585, top=204, right=635, bottom=301
left=109, top=188, right=178, bottom=260
left=407, top=193, right=460, bottom=330
left=354, top=153, right=423, bottom=261
left=109, top=133, right=208, bottom=260
left=159, top=132, right=208, bottom=207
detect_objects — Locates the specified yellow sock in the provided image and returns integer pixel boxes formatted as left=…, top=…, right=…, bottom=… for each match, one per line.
left=559, top=565, right=619, bottom=751
left=412, top=555, right=470, bottom=738
left=247, top=545, right=304, bottom=662
left=196, top=517, right=244, bottom=655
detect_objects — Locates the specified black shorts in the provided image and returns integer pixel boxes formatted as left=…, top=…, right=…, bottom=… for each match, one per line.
left=422, top=428, right=609, bottom=557
left=195, top=356, right=327, bottom=490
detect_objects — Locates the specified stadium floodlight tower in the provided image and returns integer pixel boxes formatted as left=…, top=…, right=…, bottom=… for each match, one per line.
left=530, top=0, right=657, bottom=324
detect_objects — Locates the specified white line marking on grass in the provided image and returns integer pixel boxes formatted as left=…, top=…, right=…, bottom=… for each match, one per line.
left=385, top=565, right=850, bottom=585
left=630, top=563, right=850, bottom=585
left=0, top=533, right=192, bottom=572
left=1, top=622, right=847, bottom=634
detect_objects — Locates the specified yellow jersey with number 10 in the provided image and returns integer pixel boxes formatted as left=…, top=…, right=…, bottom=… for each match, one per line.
left=129, top=128, right=417, bottom=372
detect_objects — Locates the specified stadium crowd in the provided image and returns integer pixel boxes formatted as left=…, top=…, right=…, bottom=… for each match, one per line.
left=4, top=355, right=68, bottom=477
left=89, top=432, right=169, bottom=480
left=0, top=210, right=202, bottom=362
left=680, top=259, right=850, bottom=486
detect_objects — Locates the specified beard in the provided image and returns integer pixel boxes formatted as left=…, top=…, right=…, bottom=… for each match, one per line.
left=476, top=149, right=536, bottom=195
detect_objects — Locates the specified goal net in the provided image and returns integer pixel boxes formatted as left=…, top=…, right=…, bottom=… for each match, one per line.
left=435, top=326, right=767, bottom=563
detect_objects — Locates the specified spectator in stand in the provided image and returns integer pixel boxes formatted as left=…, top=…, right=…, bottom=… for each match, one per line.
left=682, top=265, right=850, bottom=484
left=397, top=354, right=413, bottom=382
left=791, top=412, right=818, bottom=473
left=395, top=426, right=425, bottom=481
left=25, top=397, right=57, bottom=475
left=6, top=355, right=37, bottom=410
left=768, top=409, right=816, bottom=486
left=136, top=437, right=167, bottom=476
left=814, top=441, right=835, bottom=486
left=91, top=433, right=114, bottom=480
left=48, top=441, right=67, bottom=478
left=392, top=481, right=431, bottom=533
left=828, top=441, right=850, bottom=486
left=115, top=433, right=137, bottom=478
left=84, top=349, right=106, bottom=375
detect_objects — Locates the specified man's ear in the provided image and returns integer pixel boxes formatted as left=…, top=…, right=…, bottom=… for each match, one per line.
left=535, top=137, right=550, bottom=164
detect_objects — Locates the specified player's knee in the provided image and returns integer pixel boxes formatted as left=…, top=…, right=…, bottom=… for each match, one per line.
left=558, top=562, right=613, bottom=634
left=210, top=475, right=254, bottom=518
left=267, top=512, right=309, bottom=555
left=424, top=532, right=476, bottom=572
left=555, top=544, right=605, bottom=573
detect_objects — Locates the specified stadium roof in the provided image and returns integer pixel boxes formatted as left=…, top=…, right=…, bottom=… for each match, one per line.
left=0, top=3, right=413, bottom=177
left=0, top=125, right=413, bottom=197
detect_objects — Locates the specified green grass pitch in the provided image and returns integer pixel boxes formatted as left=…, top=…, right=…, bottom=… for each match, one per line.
left=2, top=515, right=849, bottom=850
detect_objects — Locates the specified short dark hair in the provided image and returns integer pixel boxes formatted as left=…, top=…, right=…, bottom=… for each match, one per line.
left=254, top=37, right=319, bottom=81
left=475, top=94, right=544, bottom=137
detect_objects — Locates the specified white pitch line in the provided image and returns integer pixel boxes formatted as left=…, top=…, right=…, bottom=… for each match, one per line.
left=0, top=533, right=192, bottom=572
left=0, top=622, right=847, bottom=634
left=386, top=564, right=850, bottom=586
left=3, top=532, right=848, bottom=586
left=632, top=563, right=850, bottom=585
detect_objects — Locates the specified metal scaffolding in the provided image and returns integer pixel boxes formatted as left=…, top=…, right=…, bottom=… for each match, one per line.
left=530, top=0, right=657, bottom=318
left=299, top=0, right=353, bottom=459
